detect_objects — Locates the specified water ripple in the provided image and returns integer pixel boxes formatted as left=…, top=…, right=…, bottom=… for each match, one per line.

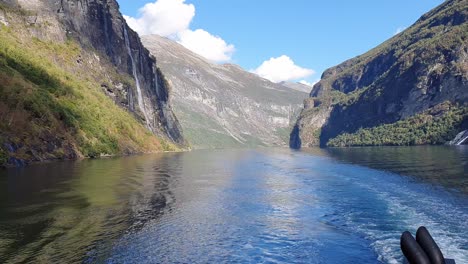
left=1, top=147, right=467, bottom=263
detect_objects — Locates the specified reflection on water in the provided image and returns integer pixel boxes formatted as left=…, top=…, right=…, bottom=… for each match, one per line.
left=323, top=146, right=468, bottom=194
left=0, top=153, right=182, bottom=263
left=0, top=147, right=467, bottom=263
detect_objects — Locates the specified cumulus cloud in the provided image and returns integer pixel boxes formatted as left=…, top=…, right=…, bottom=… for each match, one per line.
left=123, top=0, right=234, bottom=62
left=123, top=0, right=194, bottom=37
left=253, top=55, right=315, bottom=83
left=178, top=29, right=235, bottom=62
left=299, top=80, right=319, bottom=87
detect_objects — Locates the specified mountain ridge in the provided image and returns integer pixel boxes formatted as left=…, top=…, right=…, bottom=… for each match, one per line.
left=141, top=34, right=308, bottom=149
left=291, top=0, right=468, bottom=148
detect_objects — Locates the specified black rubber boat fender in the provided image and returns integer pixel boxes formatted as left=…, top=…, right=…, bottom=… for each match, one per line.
left=400, top=231, right=431, bottom=264
left=416, top=226, right=445, bottom=264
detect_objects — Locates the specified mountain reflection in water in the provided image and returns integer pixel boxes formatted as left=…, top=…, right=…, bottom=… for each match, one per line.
left=0, top=147, right=467, bottom=263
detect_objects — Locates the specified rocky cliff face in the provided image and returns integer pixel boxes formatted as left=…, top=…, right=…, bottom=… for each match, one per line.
left=0, top=0, right=185, bottom=166
left=142, top=35, right=308, bottom=149
left=291, top=0, right=468, bottom=148
left=50, top=0, right=184, bottom=143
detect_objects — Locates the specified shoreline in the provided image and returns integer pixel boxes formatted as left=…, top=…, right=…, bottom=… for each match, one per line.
left=0, top=148, right=190, bottom=169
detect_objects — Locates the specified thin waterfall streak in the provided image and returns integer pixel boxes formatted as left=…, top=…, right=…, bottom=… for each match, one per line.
left=449, top=130, right=468, bottom=145
left=123, top=27, right=152, bottom=130
left=456, top=134, right=468, bottom=145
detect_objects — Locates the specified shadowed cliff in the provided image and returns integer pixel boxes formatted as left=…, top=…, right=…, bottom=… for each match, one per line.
left=291, top=0, right=467, bottom=148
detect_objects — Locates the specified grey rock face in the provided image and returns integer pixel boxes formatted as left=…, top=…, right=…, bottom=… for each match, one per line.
left=290, top=98, right=331, bottom=148
left=6, top=0, right=185, bottom=145
left=281, top=82, right=313, bottom=93
left=142, top=35, right=308, bottom=149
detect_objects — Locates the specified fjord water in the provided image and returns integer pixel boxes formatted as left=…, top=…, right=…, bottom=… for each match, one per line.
left=0, top=147, right=467, bottom=263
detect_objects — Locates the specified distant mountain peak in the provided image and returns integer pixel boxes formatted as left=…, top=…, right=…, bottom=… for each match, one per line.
left=280, top=82, right=313, bottom=93
left=142, top=35, right=308, bottom=149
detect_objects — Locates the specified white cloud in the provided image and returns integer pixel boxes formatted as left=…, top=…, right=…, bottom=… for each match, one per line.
left=299, top=79, right=320, bottom=87
left=178, top=29, right=235, bottom=62
left=299, top=79, right=319, bottom=87
left=123, top=0, right=235, bottom=62
left=394, top=26, right=407, bottom=35
left=253, top=55, right=315, bottom=83
left=123, top=0, right=194, bottom=37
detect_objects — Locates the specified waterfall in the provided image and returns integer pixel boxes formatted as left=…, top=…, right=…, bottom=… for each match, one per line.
left=123, top=27, right=152, bottom=130
left=153, top=66, right=175, bottom=141
left=455, top=131, right=468, bottom=145
left=448, top=130, right=468, bottom=145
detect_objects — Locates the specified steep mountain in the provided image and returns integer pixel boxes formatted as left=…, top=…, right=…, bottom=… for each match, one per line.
left=281, top=82, right=313, bottom=93
left=291, top=0, right=468, bottom=148
left=141, top=35, right=308, bottom=149
left=0, top=0, right=185, bottom=166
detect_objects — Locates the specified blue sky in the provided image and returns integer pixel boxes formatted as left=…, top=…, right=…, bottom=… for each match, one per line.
left=119, top=0, right=443, bottom=85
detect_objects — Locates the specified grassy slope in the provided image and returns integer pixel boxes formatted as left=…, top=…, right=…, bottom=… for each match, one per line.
left=0, top=23, right=176, bottom=166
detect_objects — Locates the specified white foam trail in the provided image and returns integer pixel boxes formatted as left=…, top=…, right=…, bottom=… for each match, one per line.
left=337, top=166, right=468, bottom=263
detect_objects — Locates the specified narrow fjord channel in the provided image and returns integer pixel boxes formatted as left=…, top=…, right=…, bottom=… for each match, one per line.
left=1, top=147, right=467, bottom=263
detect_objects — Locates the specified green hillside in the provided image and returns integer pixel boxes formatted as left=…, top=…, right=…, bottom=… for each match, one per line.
left=0, top=22, right=176, bottom=166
